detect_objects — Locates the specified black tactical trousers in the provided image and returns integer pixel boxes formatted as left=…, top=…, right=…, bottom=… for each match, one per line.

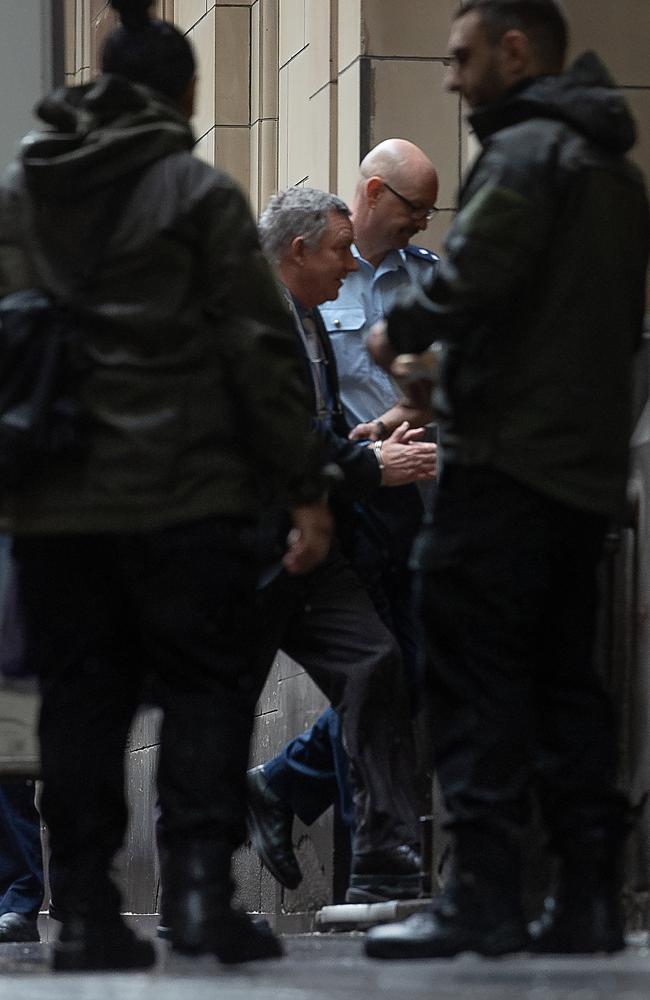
left=419, top=464, right=629, bottom=850
left=14, top=517, right=260, bottom=917
left=255, top=548, right=419, bottom=856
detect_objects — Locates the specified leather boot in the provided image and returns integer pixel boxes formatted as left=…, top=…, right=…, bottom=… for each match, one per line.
left=365, top=827, right=529, bottom=960
left=529, top=839, right=626, bottom=954
left=52, top=915, right=156, bottom=973
left=0, top=912, right=40, bottom=943
left=50, top=874, right=155, bottom=973
left=162, top=840, right=284, bottom=964
left=346, top=845, right=422, bottom=902
left=246, top=766, right=301, bottom=889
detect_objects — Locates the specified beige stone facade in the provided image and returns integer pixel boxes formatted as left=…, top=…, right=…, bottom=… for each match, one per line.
left=66, top=0, right=649, bottom=255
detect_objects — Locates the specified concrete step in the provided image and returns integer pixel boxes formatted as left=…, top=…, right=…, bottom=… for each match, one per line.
left=316, top=896, right=433, bottom=930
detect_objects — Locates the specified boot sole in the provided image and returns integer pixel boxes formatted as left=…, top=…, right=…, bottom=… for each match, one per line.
left=365, top=924, right=530, bottom=960
left=529, top=935, right=626, bottom=955
left=0, top=928, right=39, bottom=943
left=52, top=940, right=156, bottom=973
left=346, top=873, right=422, bottom=904
left=172, top=935, right=285, bottom=964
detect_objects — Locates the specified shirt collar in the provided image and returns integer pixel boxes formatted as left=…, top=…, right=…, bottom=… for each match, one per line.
left=351, top=243, right=408, bottom=278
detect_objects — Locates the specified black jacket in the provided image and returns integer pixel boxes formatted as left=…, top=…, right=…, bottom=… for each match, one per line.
left=293, top=302, right=381, bottom=502
left=386, top=53, right=650, bottom=516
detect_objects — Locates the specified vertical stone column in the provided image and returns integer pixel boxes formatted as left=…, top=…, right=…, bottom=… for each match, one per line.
left=250, top=0, right=279, bottom=215
left=335, top=0, right=361, bottom=202
left=277, top=0, right=337, bottom=195
left=213, top=1, right=252, bottom=187
left=179, top=1, right=252, bottom=185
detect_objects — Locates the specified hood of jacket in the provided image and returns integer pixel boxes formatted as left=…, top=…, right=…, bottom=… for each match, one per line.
left=19, top=73, right=194, bottom=202
left=469, top=51, right=637, bottom=154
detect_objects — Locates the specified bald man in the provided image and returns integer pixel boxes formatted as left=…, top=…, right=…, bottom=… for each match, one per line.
left=320, top=138, right=440, bottom=689
left=247, top=142, right=440, bottom=906
left=322, top=138, right=440, bottom=441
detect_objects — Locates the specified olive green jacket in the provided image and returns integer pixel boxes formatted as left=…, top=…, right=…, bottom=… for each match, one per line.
left=386, top=54, right=650, bottom=517
left=0, top=75, right=323, bottom=533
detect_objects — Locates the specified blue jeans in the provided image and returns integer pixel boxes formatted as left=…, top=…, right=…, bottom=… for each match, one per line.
left=264, top=707, right=354, bottom=829
left=0, top=781, right=44, bottom=917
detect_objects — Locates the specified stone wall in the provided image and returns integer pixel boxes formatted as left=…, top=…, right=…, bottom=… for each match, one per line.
left=66, top=1, right=650, bottom=245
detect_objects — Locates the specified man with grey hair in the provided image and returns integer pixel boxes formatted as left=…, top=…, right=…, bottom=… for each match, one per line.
left=247, top=186, right=436, bottom=904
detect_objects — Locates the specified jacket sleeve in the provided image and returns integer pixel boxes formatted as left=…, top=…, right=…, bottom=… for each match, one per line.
left=314, top=421, right=381, bottom=501
left=385, top=133, right=560, bottom=355
left=191, top=167, right=327, bottom=505
left=0, top=165, right=38, bottom=298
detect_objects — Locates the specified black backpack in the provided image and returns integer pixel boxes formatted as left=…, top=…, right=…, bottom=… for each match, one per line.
left=0, top=289, right=87, bottom=484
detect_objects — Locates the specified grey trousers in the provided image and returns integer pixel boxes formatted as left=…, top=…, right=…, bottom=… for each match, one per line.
left=255, top=548, right=419, bottom=855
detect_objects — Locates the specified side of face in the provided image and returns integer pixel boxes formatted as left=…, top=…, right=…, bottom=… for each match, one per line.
left=445, top=10, right=511, bottom=109
left=300, top=211, right=357, bottom=306
left=367, top=171, right=439, bottom=251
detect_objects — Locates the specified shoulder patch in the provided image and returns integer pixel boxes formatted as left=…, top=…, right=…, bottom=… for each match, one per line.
left=404, top=244, right=439, bottom=263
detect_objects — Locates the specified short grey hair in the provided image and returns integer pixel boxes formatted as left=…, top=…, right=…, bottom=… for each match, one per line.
left=259, top=186, right=350, bottom=264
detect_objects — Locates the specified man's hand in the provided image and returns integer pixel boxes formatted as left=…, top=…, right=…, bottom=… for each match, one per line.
left=365, top=320, right=398, bottom=372
left=348, top=390, right=435, bottom=442
left=283, top=501, right=333, bottom=575
left=391, top=349, right=441, bottom=388
left=371, top=421, right=437, bottom=486
left=349, top=420, right=385, bottom=442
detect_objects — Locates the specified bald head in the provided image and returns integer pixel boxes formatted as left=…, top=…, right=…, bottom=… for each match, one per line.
left=358, top=139, right=438, bottom=199
left=352, top=139, right=439, bottom=267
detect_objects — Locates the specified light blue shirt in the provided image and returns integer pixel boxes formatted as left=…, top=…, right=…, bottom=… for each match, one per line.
left=318, top=243, right=438, bottom=428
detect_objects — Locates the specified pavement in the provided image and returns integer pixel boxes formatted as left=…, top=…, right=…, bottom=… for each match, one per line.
left=3, top=933, right=650, bottom=1000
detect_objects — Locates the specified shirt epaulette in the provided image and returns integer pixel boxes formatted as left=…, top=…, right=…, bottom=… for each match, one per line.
left=403, top=244, right=439, bottom=263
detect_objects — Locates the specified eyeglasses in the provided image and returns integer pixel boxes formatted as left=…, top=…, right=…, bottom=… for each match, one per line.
left=383, top=182, right=438, bottom=222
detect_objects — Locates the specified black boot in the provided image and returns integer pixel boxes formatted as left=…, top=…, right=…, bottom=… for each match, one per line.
left=0, top=912, right=40, bottom=943
left=529, top=839, right=626, bottom=954
left=365, top=828, right=529, bottom=960
left=346, top=845, right=422, bottom=902
left=52, top=915, right=156, bottom=973
left=163, top=840, right=284, bottom=964
left=50, top=874, right=155, bottom=973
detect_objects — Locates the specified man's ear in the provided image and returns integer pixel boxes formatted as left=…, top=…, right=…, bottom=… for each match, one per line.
left=366, top=176, right=384, bottom=210
left=499, top=29, right=532, bottom=78
left=288, top=235, right=306, bottom=266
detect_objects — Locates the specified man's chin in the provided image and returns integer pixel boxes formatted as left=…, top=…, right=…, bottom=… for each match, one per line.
left=394, top=231, right=415, bottom=248
left=323, top=284, right=342, bottom=302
